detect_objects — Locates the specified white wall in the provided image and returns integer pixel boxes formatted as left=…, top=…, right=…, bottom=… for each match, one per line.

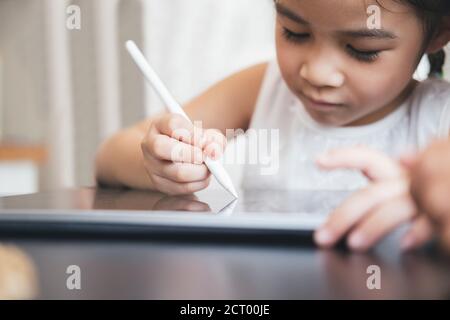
left=141, top=0, right=275, bottom=114
left=0, top=0, right=47, bottom=143
left=445, top=45, right=450, bottom=79
left=0, top=55, right=3, bottom=140
left=0, top=0, right=276, bottom=190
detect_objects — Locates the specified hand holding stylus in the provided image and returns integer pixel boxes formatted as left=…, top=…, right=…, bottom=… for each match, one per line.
left=125, top=41, right=237, bottom=197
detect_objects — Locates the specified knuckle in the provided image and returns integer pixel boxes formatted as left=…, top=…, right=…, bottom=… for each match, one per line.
left=171, top=142, right=189, bottom=162
left=173, top=127, right=191, bottom=142
left=151, top=137, right=166, bottom=158
left=168, top=115, right=185, bottom=131
left=207, top=129, right=226, bottom=145
left=209, top=139, right=223, bottom=151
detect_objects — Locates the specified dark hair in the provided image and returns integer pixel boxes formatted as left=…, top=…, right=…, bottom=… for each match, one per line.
left=274, top=0, right=450, bottom=77
left=384, top=0, right=450, bottom=77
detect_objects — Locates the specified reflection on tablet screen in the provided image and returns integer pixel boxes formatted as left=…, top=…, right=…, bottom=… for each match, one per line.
left=0, top=188, right=352, bottom=217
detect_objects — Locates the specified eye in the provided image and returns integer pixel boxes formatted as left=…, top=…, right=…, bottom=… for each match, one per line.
left=282, top=27, right=310, bottom=43
left=346, top=45, right=380, bottom=63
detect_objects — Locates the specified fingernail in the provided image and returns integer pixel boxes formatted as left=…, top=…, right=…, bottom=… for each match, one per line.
left=210, top=148, right=217, bottom=160
left=212, top=147, right=223, bottom=160
left=203, top=148, right=213, bottom=161
left=348, top=233, right=365, bottom=250
left=314, top=228, right=334, bottom=246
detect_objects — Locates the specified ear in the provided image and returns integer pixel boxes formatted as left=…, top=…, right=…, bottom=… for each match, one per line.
left=426, top=15, right=450, bottom=54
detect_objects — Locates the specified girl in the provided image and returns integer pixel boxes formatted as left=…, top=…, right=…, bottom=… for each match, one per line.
left=96, top=0, right=450, bottom=251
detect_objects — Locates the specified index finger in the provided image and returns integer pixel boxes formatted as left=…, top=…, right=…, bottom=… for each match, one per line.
left=316, top=146, right=405, bottom=181
left=314, top=179, right=408, bottom=248
left=154, top=114, right=203, bottom=147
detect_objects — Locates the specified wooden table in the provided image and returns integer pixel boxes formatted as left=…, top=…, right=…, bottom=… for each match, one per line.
left=0, top=187, right=449, bottom=299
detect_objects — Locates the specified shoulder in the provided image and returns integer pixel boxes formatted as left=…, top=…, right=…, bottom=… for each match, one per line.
left=182, top=62, right=269, bottom=132
left=256, top=59, right=286, bottom=95
left=246, top=60, right=301, bottom=131
left=411, top=78, right=450, bottom=138
left=415, top=78, right=450, bottom=102
left=252, top=60, right=294, bottom=115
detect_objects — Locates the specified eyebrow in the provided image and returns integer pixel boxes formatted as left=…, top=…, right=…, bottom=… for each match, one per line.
left=275, top=3, right=309, bottom=25
left=340, top=29, right=397, bottom=40
left=275, top=2, right=398, bottom=40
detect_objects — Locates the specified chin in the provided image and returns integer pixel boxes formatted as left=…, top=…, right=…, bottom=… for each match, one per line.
left=303, top=107, right=350, bottom=127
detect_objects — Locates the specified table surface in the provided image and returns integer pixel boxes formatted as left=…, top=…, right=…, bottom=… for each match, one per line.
left=0, top=188, right=449, bottom=299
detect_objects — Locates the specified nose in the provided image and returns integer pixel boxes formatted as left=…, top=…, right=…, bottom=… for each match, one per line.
left=300, top=52, right=345, bottom=88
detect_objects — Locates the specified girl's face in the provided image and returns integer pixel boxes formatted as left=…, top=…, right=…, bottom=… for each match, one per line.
left=275, top=0, right=425, bottom=126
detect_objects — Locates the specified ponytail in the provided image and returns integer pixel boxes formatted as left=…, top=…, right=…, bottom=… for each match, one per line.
left=428, top=49, right=446, bottom=78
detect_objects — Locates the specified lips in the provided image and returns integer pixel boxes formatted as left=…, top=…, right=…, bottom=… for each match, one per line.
left=301, top=92, right=344, bottom=109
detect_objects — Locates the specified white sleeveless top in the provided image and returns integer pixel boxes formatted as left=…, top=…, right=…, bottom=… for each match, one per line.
left=241, top=61, right=450, bottom=190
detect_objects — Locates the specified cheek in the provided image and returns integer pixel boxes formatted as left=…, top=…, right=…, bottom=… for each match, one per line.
left=277, top=49, right=296, bottom=80
left=275, top=31, right=303, bottom=85
left=348, top=54, right=417, bottom=108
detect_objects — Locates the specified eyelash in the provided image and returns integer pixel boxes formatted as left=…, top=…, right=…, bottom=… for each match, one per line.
left=281, top=27, right=381, bottom=63
left=345, top=45, right=380, bottom=63
left=282, top=27, right=310, bottom=43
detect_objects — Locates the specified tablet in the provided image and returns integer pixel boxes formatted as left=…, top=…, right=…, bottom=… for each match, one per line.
left=0, top=188, right=351, bottom=237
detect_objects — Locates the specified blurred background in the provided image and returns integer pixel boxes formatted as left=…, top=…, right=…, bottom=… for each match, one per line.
left=0, top=0, right=449, bottom=197
left=0, top=0, right=275, bottom=195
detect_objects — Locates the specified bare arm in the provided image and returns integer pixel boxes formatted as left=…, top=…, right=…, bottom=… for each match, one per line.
left=95, top=63, right=267, bottom=190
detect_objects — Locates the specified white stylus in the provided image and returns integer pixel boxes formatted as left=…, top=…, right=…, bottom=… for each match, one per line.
left=125, top=40, right=238, bottom=198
